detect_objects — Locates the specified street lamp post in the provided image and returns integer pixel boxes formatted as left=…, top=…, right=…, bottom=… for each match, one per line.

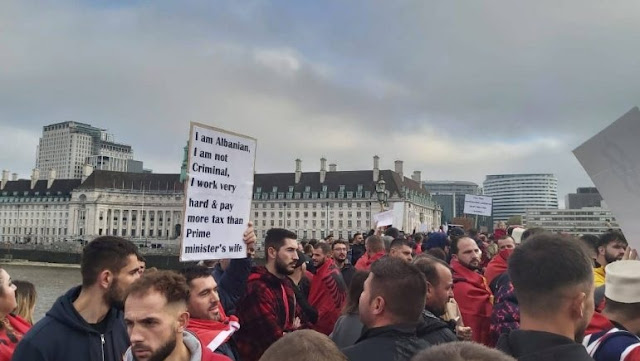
left=376, top=179, right=387, bottom=211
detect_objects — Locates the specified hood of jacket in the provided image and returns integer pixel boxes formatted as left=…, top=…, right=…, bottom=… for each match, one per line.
left=124, top=331, right=208, bottom=361
left=46, top=285, right=123, bottom=335
left=496, top=330, right=593, bottom=361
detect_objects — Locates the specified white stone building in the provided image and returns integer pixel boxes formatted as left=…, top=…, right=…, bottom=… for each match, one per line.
left=524, top=205, right=620, bottom=236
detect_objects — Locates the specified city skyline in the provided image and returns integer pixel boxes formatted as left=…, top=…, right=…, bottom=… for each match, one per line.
left=5, top=1, right=640, bottom=208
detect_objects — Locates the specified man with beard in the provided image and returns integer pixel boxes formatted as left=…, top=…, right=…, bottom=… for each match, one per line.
left=332, top=240, right=355, bottom=286
left=496, top=233, right=594, bottom=361
left=309, top=243, right=347, bottom=335
left=450, top=237, right=493, bottom=346
left=181, top=266, right=241, bottom=360
left=235, top=228, right=306, bottom=361
left=123, top=271, right=229, bottom=361
left=413, top=255, right=459, bottom=345
left=594, top=231, right=627, bottom=287
left=389, top=238, right=414, bottom=263
left=13, top=236, right=142, bottom=361
left=350, top=233, right=365, bottom=266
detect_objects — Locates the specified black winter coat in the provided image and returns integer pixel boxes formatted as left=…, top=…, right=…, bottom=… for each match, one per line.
left=416, top=310, right=458, bottom=345
left=341, top=324, right=431, bottom=361
left=12, top=286, right=130, bottom=361
left=496, top=330, right=593, bottom=361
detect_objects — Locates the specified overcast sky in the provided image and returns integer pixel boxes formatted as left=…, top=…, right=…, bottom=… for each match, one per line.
left=2, top=1, right=640, bottom=207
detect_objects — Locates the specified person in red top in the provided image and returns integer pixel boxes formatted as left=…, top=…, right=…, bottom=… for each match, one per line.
left=484, top=236, right=516, bottom=287
left=355, top=235, right=386, bottom=271
left=123, top=270, right=230, bottom=361
left=0, top=268, right=30, bottom=361
left=235, top=228, right=306, bottom=361
left=450, top=237, right=494, bottom=346
left=309, top=243, right=347, bottom=335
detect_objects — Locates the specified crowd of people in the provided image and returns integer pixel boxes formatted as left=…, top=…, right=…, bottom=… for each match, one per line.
left=0, top=220, right=639, bottom=361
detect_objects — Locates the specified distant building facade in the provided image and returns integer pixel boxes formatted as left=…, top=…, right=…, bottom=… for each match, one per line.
left=565, top=187, right=603, bottom=209
left=524, top=205, right=619, bottom=235
left=251, top=157, right=441, bottom=244
left=36, top=121, right=144, bottom=179
left=422, top=181, right=480, bottom=224
left=484, top=174, right=558, bottom=222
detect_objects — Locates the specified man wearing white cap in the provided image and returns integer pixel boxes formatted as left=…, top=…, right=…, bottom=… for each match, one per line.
left=583, top=260, right=640, bottom=361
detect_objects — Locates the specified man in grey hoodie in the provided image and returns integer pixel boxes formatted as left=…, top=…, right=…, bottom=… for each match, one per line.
left=123, top=271, right=229, bottom=361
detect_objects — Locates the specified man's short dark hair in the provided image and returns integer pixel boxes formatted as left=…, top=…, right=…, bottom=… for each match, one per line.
left=260, top=329, right=347, bottom=361
left=81, top=236, right=139, bottom=287
left=521, top=227, right=546, bottom=242
left=313, top=242, right=331, bottom=254
left=413, top=255, right=450, bottom=287
left=412, top=341, right=516, bottom=361
left=332, top=240, right=348, bottom=250
left=179, top=266, right=213, bottom=288
left=125, top=270, right=189, bottom=305
left=426, top=247, right=447, bottom=261
left=265, top=228, right=298, bottom=253
left=579, top=234, right=599, bottom=254
left=384, top=227, right=400, bottom=239
left=508, top=233, right=593, bottom=315
left=414, top=234, right=424, bottom=243
left=390, top=238, right=410, bottom=250
left=598, top=230, right=627, bottom=249
left=369, top=257, right=426, bottom=323
left=351, top=233, right=362, bottom=241
left=604, top=298, right=640, bottom=321
left=450, top=236, right=475, bottom=256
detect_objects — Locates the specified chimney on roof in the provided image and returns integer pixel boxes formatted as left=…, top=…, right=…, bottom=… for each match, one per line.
left=329, top=163, right=337, bottom=172
left=412, top=171, right=421, bottom=182
left=373, top=155, right=380, bottom=182
left=0, top=170, right=8, bottom=190
left=47, top=168, right=56, bottom=189
left=295, top=159, right=302, bottom=184
left=320, top=157, right=327, bottom=183
left=82, top=164, right=93, bottom=183
left=11, top=173, right=17, bottom=181
left=31, top=168, right=40, bottom=189
left=395, top=160, right=404, bottom=180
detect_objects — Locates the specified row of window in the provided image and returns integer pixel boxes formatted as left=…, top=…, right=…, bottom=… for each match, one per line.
left=254, top=211, right=370, bottom=219
left=253, top=202, right=370, bottom=209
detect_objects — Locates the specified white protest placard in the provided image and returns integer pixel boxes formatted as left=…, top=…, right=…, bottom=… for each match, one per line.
left=392, top=202, right=405, bottom=230
left=180, top=122, right=257, bottom=261
left=573, top=107, right=640, bottom=250
left=463, top=195, right=493, bottom=217
left=373, top=210, right=394, bottom=227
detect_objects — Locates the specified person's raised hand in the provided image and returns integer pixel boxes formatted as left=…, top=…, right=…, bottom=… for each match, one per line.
left=243, top=221, right=256, bottom=246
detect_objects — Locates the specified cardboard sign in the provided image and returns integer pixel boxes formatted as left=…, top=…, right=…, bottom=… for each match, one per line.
left=180, top=122, right=257, bottom=261
left=373, top=210, right=394, bottom=227
left=573, top=107, right=640, bottom=250
left=463, top=195, right=493, bottom=217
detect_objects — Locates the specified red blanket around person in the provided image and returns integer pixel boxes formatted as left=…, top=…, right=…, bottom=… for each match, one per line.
left=354, top=251, right=385, bottom=271
left=187, top=304, right=240, bottom=353
left=308, top=258, right=347, bottom=335
left=451, top=258, right=494, bottom=346
left=485, top=248, right=514, bottom=287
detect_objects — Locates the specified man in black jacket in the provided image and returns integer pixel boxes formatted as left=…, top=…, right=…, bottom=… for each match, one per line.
left=496, top=233, right=595, bottom=361
left=13, top=236, right=142, bottom=361
left=413, top=255, right=459, bottom=345
left=341, top=257, right=430, bottom=361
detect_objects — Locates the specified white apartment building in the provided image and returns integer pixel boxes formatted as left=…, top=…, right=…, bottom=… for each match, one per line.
left=36, top=121, right=142, bottom=179
left=524, top=206, right=619, bottom=235
left=484, top=174, right=558, bottom=222
left=251, top=157, right=442, bottom=244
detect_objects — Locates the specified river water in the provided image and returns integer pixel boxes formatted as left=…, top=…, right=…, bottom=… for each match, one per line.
left=1, top=263, right=81, bottom=322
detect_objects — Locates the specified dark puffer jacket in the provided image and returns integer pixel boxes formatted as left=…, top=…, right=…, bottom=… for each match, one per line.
left=490, top=273, right=520, bottom=345
left=416, top=310, right=458, bottom=345
left=341, top=324, right=431, bottom=361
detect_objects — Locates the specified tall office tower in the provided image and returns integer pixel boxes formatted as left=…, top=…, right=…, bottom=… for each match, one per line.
left=484, top=174, right=558, bottom=222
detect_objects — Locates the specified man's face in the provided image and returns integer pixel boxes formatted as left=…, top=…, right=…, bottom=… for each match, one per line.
left=312, top=248, right=327, bottom=267
left=125, top=291, right=183, bottom=361
left=425, top=264, right=454, bottom=317
left=187, top=276, right=221, bottom=321
left=455, top=238, right=482, bottom=270
left=272, top=238, right=299, bottom=276
left=389, top=245, right=413, bottom=263
left=247, top=243, right=256, bottom=259
left=332, top=244, right=348, bottom=263
left=353, top=235, right=364, bottom=244
left=497, top=237, right=516, bottom=250
left=105, top=254, right=142, bottom=308
left=602, top=241, right=626, bottom=264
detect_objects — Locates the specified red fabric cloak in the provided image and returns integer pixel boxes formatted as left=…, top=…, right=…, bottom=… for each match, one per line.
left=187, top=304, right=240, bottom=353
left=354, top=251, right=386, bottom=271
left=485, top=248, right=514, bottom=286
left=308, top=258, right=347, bottom=335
